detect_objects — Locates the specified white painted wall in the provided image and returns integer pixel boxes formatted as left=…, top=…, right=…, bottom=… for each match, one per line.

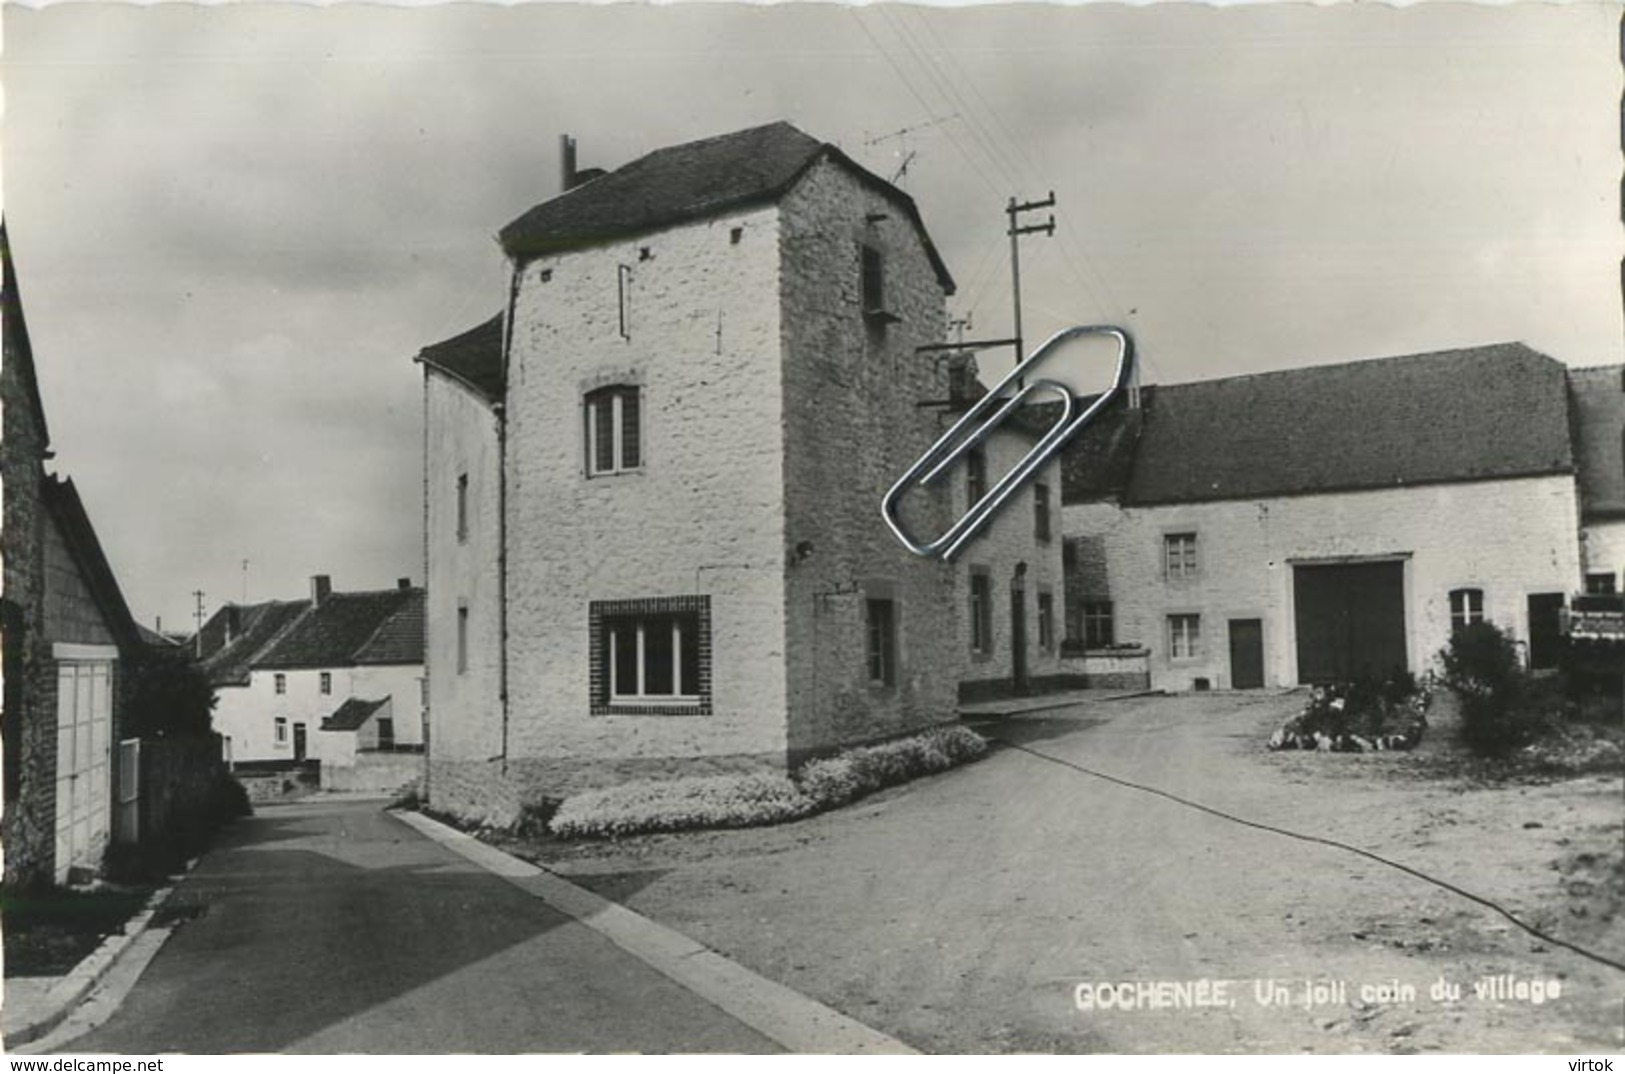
left=1063, top=474, right=1582, bottom=689
left=214, top=662, right=424, bottom=763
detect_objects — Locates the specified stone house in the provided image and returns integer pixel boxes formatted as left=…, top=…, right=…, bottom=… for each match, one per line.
left=420, top=122, right=1062, bottom=825
left=3, top=227, right=147, bottom=886
left=1058, top=343, right=1589, bottom=691
left=199, top=576, right=425, bottom=777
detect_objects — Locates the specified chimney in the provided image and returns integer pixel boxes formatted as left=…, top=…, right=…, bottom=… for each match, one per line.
left=397, top=577, right=411, bottom=590
left=311, top=574, right=332, bottom=606
left=560, top=134, right=578, bottom=193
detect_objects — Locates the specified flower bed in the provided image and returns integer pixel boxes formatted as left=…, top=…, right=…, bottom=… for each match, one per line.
left=1267, top=676, right=1432, bottom=752
left=550, top=725, right=989, bottom=839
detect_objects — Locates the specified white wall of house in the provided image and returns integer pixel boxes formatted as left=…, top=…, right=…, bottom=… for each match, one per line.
left=214, top=663, right=424, bottom=763
left=951, top=428, right=1067, bottom=693
left=1062, top=474, right=1582, bottom=690
left=500, top=201, right=790, bottom=797
left=1582, top=519, right=1625, bottom=590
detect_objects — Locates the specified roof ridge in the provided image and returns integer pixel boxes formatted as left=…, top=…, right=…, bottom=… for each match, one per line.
left=244, top=600, right=319, bottom=670
left=1155, top=341, right=1544, bottom=393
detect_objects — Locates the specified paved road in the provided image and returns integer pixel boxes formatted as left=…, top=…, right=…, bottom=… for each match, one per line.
left=64, top=799, right=780, bottom=1053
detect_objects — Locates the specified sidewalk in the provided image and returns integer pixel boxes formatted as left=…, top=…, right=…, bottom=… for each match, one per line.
left=2, top=881, right=177, bottom=1049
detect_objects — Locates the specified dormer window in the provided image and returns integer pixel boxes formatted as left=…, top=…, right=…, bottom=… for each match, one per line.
left=584, top=386, right=641, bottom=476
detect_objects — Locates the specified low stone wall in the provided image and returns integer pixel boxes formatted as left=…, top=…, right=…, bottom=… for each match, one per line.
left=323, top=751, right=424, bottom=796
left=236, top=764, right=320, bottom=803
left=138, top=735, right=225, bottom=848
left=1058, top=647, right=1151, bottom=691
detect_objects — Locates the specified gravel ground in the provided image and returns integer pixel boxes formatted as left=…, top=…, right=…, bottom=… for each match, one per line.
left=498, top=690, right=1624, bottom=1054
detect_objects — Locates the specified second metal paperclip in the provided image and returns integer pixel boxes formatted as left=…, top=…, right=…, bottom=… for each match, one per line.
left=881, top=324, right=1135, bottom=561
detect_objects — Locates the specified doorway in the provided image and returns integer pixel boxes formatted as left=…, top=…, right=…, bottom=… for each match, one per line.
left=1229, top=619, right=1265, bottom=689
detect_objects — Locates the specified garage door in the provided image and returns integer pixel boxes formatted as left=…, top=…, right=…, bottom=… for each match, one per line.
left=1294, top=562, right=1407, bottom=684
left=55, top=657, right=114, bottom=884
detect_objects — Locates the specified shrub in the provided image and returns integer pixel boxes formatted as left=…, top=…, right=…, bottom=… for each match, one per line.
left=1437, top=621, right=1543, bottom=757
left=547, top=725, right=990, bottom=839
left=1268, top=675, right=1431, bottom=752
left=124, top=651, right=217, bottom=739
left=550, top=774, right=816, bottom=839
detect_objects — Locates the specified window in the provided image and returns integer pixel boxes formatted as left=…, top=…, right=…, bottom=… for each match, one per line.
left=969, top=571, right=994, bottom=654
left=866, top=599, right=898, bottom=687
left=376, top=718, right=395, bottom=751
left=1034, top=483, right=1052, bottom=542
left=274, top=717, right=288, bottom=745
left=861, top=245, right=885, bottom=315
left=1585, top=573, right=1618, bottom=596
left=456, top=473, right=469, bottom=543
left=1449, top=588, right=1485, bottom=633
left=319, top=672, right=332, bottom=695
left=617, top=263, right=633, bottom=340
left=1037, top=591, right=1055, bottom=651
left=591, top=596, right=712, bottom=715
left=1168, top=614, right=1201, bottom=660
left=274, top=673, right=286, bottom=695
left=457, top=605, right=469, bottom=675
left=1165, top=533, right=1199, bottom=581
left=584, top=386, right=641, bottom=476
left=967, top=446, right=988, bottom=506
left=1083, top=601, right=1115, bottom=648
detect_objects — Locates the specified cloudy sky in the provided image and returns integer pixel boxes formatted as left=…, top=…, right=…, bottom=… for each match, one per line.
left=4, top=2, right=1620, bottom=634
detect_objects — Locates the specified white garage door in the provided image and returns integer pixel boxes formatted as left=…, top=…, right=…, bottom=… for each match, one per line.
left=54, top=646, right=116, bottom=885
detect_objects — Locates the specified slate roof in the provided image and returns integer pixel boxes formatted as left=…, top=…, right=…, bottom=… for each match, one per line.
left=321, top=696, right=388, bottom=732
left=418, top=314, right=505, bottom=404
left=497, top=122, right=955, bottom=293
left=1568, top=363, right=1625, bottom=521
left=253, top=587, right=425, bottom=670
left=198, top=601, right=311, bottom=687
left=1059, top=343, right=1574, bottom=507
left=352, top=589, right=425, bottom=665
left=41, top=477, right=144, bottom=658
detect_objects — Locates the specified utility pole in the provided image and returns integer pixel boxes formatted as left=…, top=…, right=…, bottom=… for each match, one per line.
left=241, top=559, right=250, bottom=603
left=192, top=589, right=206, bottom=658
left=1007, top=192, right=1056, bottom=384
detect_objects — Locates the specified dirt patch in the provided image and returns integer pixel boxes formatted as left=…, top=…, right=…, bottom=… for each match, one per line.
left=1, top=885, right=154, bottom=978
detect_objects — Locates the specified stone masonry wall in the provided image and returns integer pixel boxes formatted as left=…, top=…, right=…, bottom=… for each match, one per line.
left=2, top=324, right=51, bottom=886
left=778, top=158, right=961, bottom=762
left=501, top=201, right=790, bottom=801
left=1062, top=474, right=1582, bottom=690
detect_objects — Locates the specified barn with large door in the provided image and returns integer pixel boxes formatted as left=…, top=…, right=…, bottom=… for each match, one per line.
left=1058, top=343, right=1586, bottom=690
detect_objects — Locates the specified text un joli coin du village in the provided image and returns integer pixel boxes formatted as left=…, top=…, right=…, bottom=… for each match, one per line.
left=1073, top=974, right=1564, bottom=1012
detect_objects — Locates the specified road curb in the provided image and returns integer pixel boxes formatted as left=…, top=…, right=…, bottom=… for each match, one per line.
left=3, top=861, right=195, bottom=1049
left=392, top=808, right=919, bottom=1055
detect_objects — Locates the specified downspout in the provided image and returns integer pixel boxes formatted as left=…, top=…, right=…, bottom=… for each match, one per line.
left=496, top=253, right=522, bottom=775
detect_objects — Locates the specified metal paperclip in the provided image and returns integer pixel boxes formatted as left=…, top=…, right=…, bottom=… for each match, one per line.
left=881, top=325, right=1135, bottom=561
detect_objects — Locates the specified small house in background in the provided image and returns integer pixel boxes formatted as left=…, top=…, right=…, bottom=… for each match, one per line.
left=420, top=123, right=1064, bottom=827
left=1058, top=344, right=1587, bottom=691
left=199, top=576, right=425, bottom=792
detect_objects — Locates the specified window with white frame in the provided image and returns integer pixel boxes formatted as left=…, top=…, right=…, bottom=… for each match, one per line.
left=584, top=386, right=641, bottom=476
left=1584, top=573, right=1617, bottom=596
left=320, top=672, right=332, bottom=695
left=1164, top=533, right=1199, bottom=581
left=274, top=673, right=286, bottom=695
left=274, top=717, right=288, bottom=745
left=1449, top=588, right=1485, bottom=633
left=591, top=596, right=711, bottom=714
left=1168, top=614, right=1201, bottom=660
left=866, top=598, right=898, bottom=687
